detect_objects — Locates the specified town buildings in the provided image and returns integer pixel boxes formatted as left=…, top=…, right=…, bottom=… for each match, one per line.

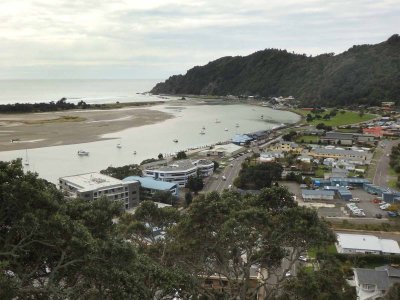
left=59, top=172, right=140, bottom=209
left=123, top=176, right=179, bottom=197
left=143, top=159, right=214, bottom=187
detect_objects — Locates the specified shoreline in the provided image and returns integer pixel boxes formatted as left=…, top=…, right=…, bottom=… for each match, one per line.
left=0, top=106, right=174, bottom=151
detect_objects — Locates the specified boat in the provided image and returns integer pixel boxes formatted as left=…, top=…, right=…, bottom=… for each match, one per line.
left=24, top=149, right=29, bottom=166
left=224, top=128, right=228, bottom=131
left=77, top=150, right=89, bottom=156
left=261, top=115, right=264, bottom=119
left=173, top=139, right=178, bottom=143
left=117, top=143, right=122, bottom=149
left=202, top=126, right=206, bottom=130
left=133, top=151, right=137, bottom=155
left=200, top=130, right=205, bottom=135
left=235, top=123, right=239, bottom=128
left=215, top=119, right=221, bottom=123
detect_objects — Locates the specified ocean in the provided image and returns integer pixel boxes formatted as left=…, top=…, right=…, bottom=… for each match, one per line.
left=0, top=79, right=161, bottom=104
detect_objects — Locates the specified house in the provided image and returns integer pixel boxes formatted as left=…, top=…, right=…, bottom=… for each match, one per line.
left=320, top=132, right=354, bottom=145
left=143, top=159, right=214, bottom=187
left=269, top=141, right=303, bottom=153
left=199, top=143, right=243, bottom=157
left=353, top=265, right=400, bottom=300
left=301, top=189, right=335, bottom=201
left=123, top=176, right=178, bottom=197
left=336, top=233, right=400, bottom=255
left=356, top=134, right=377, bottom=144
left=298, top=155, right=313, bottom=163
left=363, top=127, right=384, bottom=137
left=59, top=172, right=140, bottom=210
left=382, top=101, right=395, bottom=111
left=259, top=151, right=284, bottom=162
left=329, top=167, right=349, bottom=178
left=309, top=148, right=372, bottom=162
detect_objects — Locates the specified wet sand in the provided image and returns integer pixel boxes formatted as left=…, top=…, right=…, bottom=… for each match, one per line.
left=0, top=107, right=173, bottom=151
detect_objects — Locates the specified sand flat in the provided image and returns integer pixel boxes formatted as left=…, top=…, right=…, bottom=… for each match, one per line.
left=0, top=107, right=173, bottom=151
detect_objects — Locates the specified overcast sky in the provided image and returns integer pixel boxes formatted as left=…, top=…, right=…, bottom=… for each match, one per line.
left=0, top=0, right=399, bottom=80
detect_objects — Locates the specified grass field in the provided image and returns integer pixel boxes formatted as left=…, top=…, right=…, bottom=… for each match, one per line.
left=296, top=109, right=377, bottom=126
left=296, top=135, right=320, bottom=143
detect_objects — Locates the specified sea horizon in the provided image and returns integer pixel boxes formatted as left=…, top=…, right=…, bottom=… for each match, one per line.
left=0, top=79, right=164, bottom=105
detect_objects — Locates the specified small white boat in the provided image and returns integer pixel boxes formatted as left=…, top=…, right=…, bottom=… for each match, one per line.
left=224, top=128, right=228, bottom=131
left=117, top=143, right=122, bottom=149
left=235, top=123, right=239, bottom=128
left=215, top=119, right=221, bottom=123
left=202, top=126, right=206, bottom=130
left=77, top=150, right=89, bottom=156
left=133, top=151, right=137, bottom=155
left=200, top=130, right=205, bottom=135
left=261, top=115, right=264, bottom=119
left=173, top=139, right=178, bottom=143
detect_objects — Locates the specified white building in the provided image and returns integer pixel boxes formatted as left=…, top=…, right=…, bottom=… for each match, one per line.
left=336, top=233, right=400, bottom=255
left=143, top=159, right=214, bottom=187
left=59, top=172, right=140, bottom=210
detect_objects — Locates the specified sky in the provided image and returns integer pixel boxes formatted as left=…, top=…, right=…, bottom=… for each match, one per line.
left=0, top=0, right=399, bottom=80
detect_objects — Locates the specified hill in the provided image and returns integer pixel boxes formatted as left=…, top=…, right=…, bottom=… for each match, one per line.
left=151, top=34, right=400, bottom=107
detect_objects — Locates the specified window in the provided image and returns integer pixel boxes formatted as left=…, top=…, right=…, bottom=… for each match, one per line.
left=132, top=191, right=137, bottom=194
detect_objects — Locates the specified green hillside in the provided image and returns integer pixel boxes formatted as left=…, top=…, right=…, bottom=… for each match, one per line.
left=151, top=34, right=400, bottom=107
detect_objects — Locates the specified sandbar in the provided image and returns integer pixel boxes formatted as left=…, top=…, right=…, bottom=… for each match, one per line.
left=0, top=107, right=173, bottom=151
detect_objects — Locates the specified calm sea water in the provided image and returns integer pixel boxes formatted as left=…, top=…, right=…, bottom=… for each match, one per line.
left=0, top=79, right=161, bottom=104
left=0, top=103, right=300, bottom=183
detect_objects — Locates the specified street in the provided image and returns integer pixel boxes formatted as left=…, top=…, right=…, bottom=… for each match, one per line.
left=373, top=139, right=399, bottom=188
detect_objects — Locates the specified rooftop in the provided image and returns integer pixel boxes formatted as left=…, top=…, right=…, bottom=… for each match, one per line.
left=60, top=172, right=126, bottom=192
left=301, top=189, right=335, bottom=196
left=145, top=159, right=197, bottom=172
left=123, top=176, right=177, bottom=190
left=337, top=233, right=400, bottom=254
left=323, top=132, right=354, bottom=140
left=313, top=148, right=369, bottom=157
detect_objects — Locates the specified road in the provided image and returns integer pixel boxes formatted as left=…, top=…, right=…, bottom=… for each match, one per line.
left=204, top=136, right=283, bottom=193
left=373, top=139, right=399, bottom=188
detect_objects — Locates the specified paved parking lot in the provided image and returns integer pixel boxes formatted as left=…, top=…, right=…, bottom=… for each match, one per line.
left=281, top=182, right=388, bottom=219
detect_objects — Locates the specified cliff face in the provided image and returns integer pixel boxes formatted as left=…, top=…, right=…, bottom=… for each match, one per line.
left=151, top=35, right=400, bottom=106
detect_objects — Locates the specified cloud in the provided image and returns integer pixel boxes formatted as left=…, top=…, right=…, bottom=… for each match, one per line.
left=0, top=0, right=398, bottom=79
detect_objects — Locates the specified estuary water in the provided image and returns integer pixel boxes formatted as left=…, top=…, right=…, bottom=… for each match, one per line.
left=0, top=103, right=300, bottom=183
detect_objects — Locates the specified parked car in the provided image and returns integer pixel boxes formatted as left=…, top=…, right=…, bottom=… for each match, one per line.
left=285, top=271, right=292, bottom=277
left=349, top=198, right=360, bottom=202
left=387, top=211, right=398, bottom=217
left=222, top=175, right=227, bottom=181
left=298, top=256, right=308, bottom=262
left=380, top=203, right=391, bottom=210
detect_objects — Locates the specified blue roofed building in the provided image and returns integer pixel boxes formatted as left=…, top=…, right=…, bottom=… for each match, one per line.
left=123, top=176, right=178, bottom=197
left=232, top=134, right=253, bottom=146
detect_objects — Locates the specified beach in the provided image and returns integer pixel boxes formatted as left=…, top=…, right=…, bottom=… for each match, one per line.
left=0, top=107, right=173, bottom=151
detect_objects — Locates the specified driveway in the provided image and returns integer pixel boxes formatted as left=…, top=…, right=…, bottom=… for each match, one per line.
left=373, top=139, right=399, bottom=189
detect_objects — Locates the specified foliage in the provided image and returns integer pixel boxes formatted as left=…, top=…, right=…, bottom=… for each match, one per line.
left=185, top=191, right=193, bottom=207
left=168, top=189, right=336, bottom=299
left=175, top=151, right=187, bottom=160
left=279, top=258, right=356, bottom=300
left=316, top=123, right=333, bottom=131
left=186, top=175, right=204, bottom=194
left=234, top=161, right=283, bottom=190
left=282, top=130, right=297, bottom=141
left=384, top=282, right=400, bottom=300
left=212, top=160, right=219, bottom=171
left=151, top=191, right=179, bottom=206
left=100, top=164, right=142, bottom=179
left=151, top=35, right=400, bottom=106
left=0, top=160, right=189, bottom=299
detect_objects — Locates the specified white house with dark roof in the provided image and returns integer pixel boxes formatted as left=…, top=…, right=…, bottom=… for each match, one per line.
left=353, top=265, right=400, bottom=300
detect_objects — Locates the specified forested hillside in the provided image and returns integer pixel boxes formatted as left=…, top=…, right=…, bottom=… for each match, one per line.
left=151, top=34, right=400, bottom=106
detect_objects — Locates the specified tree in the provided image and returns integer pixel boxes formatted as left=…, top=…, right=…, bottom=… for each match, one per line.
left=279, top=258, right=356, bottom=300
left=0, top=160, right=191, bottom=299
left=186, top=175, right=204, bottom=194
left=152, top=191, right=179, bottom=206
left=185, top=191, right=193, bottom=207
left=168, top=189, right=336, bottom=299
left=234, top=162, right=283, bottom=190
left=176, top=151, right=187, bottom=160
left=384, top=282, right=400, bottom=299
left=212, top=160, right=219, bottom=171
left=158, top=153, right=163, bottom=159
left=100, top=164, right=142, bottom=179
